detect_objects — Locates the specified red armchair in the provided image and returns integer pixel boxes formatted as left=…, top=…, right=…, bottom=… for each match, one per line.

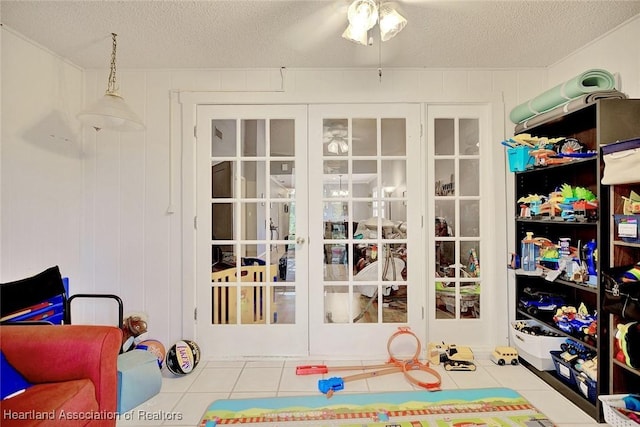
left=0, top=325, right=121, bottom=427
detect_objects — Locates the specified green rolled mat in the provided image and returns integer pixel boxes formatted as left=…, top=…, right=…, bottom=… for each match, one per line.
left=509, top=69, right=616, bottom=124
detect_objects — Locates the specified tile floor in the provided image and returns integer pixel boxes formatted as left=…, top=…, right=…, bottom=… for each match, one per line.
left=116, top=355, right=606, bottom=427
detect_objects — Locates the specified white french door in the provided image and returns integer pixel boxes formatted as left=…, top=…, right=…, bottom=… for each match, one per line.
left=195, top=105, right=308, bottom=358
left=308, top=104, right=424, bottom=358
left=195, top=103, right=423, bottom=359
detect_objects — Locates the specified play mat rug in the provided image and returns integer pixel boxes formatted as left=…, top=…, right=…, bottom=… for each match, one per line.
left=198, top=387, right=555, bottom=426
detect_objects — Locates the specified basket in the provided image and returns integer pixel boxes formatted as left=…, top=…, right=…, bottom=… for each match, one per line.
left=575, top=372, right=597, bottom=403
left=507, top=146, right=534, bottom=172
left=599, top=394, right=640, bottom=427
left=614, top=214, right=640, bottom=244
left=550, top=350, right=577, bottom=386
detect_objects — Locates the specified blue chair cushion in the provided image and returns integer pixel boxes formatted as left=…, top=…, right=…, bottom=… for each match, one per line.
left=1, top=351, right=32, bottom=399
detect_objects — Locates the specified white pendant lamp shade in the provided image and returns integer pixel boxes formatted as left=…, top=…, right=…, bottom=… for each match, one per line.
left=78, top=92, right=145, bottom=132
left=347, top=0, right=378, bottom=31
left=77, top=33, right=145, bottom=132
left=342, top=24, right=369, bottom=46
left=379, top=5, right=407, bottom=41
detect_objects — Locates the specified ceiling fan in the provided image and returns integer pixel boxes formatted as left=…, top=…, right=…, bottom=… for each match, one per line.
left=282, top=0, right=411, bottom=53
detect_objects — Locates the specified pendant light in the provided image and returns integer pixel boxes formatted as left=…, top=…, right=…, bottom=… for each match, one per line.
left=342, top=0, right=407, bottom=46
left=77, top=33, right=145, bottom=132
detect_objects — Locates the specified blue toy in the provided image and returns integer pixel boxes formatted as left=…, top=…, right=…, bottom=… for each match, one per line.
left=318, top=377, right=344, bottom=394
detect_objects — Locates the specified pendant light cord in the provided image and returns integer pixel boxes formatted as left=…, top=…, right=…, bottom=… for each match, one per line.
left=107, top=33, right=118, bottom=94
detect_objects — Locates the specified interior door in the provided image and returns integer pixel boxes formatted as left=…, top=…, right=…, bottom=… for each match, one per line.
left=308, top=104, right=423, bottom=358
left=195, top=104, right=308, bottom=358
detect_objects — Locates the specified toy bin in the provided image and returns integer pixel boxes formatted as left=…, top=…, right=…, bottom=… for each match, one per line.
left=575, top=372, right=597, bottom=403
left=614, top=214, right=640, bottom=244
left=550, top=350, right=577, bottom=386
left=507, top=146, right=534, bottom=172
left=510, top=320, right=566, bottom=371
left=599, top=394, right=639, bottom=427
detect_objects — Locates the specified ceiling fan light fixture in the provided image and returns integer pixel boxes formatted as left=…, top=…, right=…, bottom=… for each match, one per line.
left=338, top=139, right=349, bottom=153
left=347, top=0, right=378, bottom=31
left=327, top=140, right=340, bottom=154
left=342, top=24, right=369, bottom=45
left=379, top=5, right=407, bottom=41
left=77, top=33, right=145, bottom=132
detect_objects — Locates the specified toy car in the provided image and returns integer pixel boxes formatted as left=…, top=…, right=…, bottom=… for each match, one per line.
left=553, top=305, right=597, bottom=336
left=519, top=295, right=565, bottom=315
left=560, top=338, right=596, bottom=360
left=554, top=314, right=596, bottom=335
left=491, top=346, right=519, bottom=366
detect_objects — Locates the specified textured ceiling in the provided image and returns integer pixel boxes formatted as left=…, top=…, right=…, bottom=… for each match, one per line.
left=2, top=0, right=640, bottom=70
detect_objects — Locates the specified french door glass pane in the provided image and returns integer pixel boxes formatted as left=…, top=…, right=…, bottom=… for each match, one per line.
left=241, top=119, right=265, bottom=157
left=211, top=120, right=236, bottom=157
left=435, top=159, right=455, bottom=196
left=434, top=118, right=454, bottom=155
left=382, top=118, right=407, bottom=156
left=270, top=119, right=295, bottom=156
left=459, top=159, right=479, bottom=196
left=459, top=118, right=479, bottom=155
left=352, top=119, right=377, bottom=156
left=271, top=286, right=295, bottom=324
left=460, top=200, right=479, bottom=237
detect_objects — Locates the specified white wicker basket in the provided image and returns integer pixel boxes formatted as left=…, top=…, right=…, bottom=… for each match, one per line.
left=599, top=394, right=640, bottom=427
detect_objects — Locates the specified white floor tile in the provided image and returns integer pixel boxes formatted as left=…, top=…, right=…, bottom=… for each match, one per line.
left=188, top=367, right=242, bottom=392
left=485, top=363, right=552, bottom=390
left=518, top=389, right=597, bottom=425
left=446, top=366, right=502, bottom=389
left=233, top=367, right=283, bottom=392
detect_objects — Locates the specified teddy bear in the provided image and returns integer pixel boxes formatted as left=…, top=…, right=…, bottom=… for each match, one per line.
left=121, top=314, right=148, bottom=352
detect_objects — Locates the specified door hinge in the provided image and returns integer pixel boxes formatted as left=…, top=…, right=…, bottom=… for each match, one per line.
left=422, top=306, right=425, bottom=320
left=194, top=216, right=197, bottom=230
left=194, top=125, right=197, bottom=138
left=194, top=307, right=197, bottom=321
left=420, top=123, right=423, bottom=137
left=421, top=215, right=424, bottom=228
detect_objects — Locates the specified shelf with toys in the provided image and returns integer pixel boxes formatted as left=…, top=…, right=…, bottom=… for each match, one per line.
left=602, top=180, right=640, bottom=397
left=508, top=99, right=640, bottom=422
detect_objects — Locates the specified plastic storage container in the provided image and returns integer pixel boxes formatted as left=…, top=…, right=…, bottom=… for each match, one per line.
left=550, top=350, right=577, bottom=386
left=508, top=146, right=534, bottom=172
left=599, top=394, right=640, bottom=427
left=614, top=214, right=640, bottom=244
left=510, top=320, right=566, bottom=371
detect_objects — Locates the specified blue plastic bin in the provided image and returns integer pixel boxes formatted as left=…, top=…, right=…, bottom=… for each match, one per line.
left=507, top=146, right=534, bottom=172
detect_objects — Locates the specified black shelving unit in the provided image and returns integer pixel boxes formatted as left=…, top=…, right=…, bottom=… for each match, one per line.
left=511, top=99, right=640, bottom=422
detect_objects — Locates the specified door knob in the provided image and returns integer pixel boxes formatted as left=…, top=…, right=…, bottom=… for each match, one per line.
left=296, top=237, right=305, bottom=245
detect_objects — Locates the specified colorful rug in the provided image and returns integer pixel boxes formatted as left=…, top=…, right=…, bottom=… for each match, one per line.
left=198, top=387, right=555, bottom=426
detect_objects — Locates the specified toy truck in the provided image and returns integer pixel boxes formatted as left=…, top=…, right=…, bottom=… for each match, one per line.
left=428, top=342, right=476, bottom=371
